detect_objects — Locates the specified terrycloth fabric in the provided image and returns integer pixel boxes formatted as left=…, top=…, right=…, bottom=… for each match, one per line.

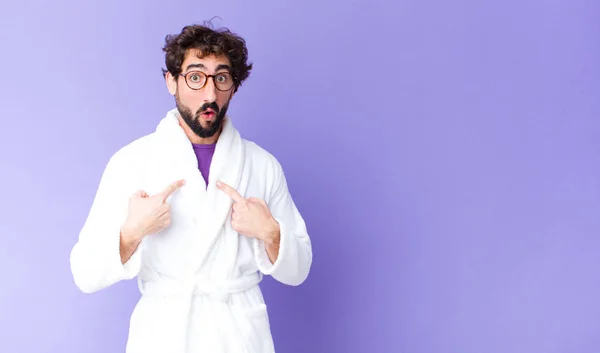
left=69, top=108, right=313, bottom=353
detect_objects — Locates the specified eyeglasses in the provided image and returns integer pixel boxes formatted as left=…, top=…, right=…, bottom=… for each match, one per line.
left=179, top=71, right=235, bottom=91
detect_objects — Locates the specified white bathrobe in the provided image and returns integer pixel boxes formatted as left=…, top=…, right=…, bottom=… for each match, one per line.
left=69, top=108, right=312, bottom=353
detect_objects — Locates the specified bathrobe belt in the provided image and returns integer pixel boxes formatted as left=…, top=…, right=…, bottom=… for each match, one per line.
left=139, top=271, right=263, bottom=302
left=136, top=271, right=264, bottom=352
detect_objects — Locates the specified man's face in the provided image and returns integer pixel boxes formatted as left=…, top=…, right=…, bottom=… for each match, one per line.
left=167, top=49, right=235, bottom=138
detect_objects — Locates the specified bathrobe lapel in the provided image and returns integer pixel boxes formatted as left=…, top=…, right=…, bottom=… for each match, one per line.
left=154, top=108, right=245, bottom=269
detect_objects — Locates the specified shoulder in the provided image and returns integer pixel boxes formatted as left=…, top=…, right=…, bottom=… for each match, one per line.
left=105, top=132, right=158, bottom=171
left=111, top=132, right=157, bottom=159
left=242, top=139, right=285, bottom=176
left=242, top=139, right=290, bottom=202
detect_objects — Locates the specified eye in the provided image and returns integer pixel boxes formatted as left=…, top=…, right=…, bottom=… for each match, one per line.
left=216, top=74, right=229, bottom=83
left=186, top=71, right=205, bottom=82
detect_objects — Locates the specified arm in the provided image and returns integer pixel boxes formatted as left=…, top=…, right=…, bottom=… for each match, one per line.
left=253, top=161, right=312, bottom=286
left=70, top=153, right=143, bottom=294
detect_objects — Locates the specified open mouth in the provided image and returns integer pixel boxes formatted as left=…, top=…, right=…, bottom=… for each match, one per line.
left=201, top=110, right=215, bottom=120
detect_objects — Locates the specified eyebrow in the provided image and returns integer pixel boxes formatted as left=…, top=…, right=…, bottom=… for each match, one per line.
left=184, top=63, right=231, bottom=73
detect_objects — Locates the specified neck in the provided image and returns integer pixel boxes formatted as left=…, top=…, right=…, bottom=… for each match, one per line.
left=177, top=118, right=221, bottom=144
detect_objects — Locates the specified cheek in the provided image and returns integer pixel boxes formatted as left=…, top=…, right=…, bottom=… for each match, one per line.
left=179, top=90, right=203, bottom=110
left=217, top=92, right=232, bottom=106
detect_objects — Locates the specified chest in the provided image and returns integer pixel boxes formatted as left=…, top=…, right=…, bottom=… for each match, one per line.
left=134, top=150, right=269, bottom=221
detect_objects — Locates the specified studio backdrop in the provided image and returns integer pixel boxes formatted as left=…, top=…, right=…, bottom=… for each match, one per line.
left=0, top=0, right=599, bottom=352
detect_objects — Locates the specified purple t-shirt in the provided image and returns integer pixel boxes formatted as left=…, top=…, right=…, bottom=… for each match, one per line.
left=192, top=143, right=216, bottom=187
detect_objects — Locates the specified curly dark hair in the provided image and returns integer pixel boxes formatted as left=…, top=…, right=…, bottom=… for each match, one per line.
left=161, top=21, right=253, bottom=92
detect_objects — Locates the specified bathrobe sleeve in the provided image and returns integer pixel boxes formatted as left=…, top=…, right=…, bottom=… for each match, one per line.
left=70, top=151, right=143, bottom=294
left=253, top=160, right=313, bottom=286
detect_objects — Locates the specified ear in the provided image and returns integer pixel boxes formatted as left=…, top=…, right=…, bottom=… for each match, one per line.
left=165, top=72, right=177, bottom=96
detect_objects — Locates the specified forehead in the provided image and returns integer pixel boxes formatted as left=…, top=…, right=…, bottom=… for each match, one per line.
left=181, top=49, right=231, bottom=72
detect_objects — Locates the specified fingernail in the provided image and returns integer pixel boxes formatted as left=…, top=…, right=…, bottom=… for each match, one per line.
left=216, top=181, right=222, bottom=187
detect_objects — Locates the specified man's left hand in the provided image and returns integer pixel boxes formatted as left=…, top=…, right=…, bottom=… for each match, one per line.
left=216, top=181, right=280, bottom=245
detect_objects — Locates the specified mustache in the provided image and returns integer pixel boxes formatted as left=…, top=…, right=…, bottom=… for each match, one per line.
left=197, top=102, right=219, bottom=115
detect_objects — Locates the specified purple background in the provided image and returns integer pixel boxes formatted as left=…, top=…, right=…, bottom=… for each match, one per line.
left=1, top=0, right=599, bottom=352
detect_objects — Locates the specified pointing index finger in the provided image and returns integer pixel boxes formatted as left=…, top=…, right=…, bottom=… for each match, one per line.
left=160, top=179, right=186, bottom=202
left=217, top=181, right=245, bottom=203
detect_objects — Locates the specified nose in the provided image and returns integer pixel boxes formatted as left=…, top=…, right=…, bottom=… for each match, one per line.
left=203, top=78, right=217, bottom=103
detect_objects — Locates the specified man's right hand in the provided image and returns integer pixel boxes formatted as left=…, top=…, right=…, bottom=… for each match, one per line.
left=119, top=179, right=186, bottom=263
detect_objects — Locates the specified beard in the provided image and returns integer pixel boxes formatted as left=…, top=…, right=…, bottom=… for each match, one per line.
left=175, top=90, right=230, bottom=138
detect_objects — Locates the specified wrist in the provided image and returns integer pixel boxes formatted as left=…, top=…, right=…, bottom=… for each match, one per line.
left=120, top=221, right=144, bottom=244
left=263, top=219, right=281, bottom=246
left=119, top=222, right=143, bottom=264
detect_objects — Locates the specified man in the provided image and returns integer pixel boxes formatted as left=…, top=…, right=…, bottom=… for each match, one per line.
left=69, top=23, right=313, bottom=353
